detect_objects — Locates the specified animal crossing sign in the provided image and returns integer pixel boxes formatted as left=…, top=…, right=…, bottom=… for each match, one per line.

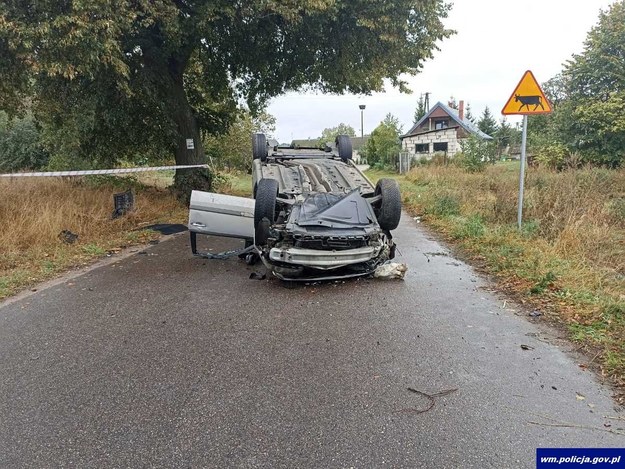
left=501, top=70, right=552, bottom=230
left=502, top=70, right=552, bottom=115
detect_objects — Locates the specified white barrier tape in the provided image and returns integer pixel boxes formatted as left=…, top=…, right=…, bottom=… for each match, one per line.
left=0, top=164, right=209, bottom=178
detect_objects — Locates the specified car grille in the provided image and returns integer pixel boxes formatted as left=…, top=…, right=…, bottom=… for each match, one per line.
left=293, top=235, right=369, bottom=251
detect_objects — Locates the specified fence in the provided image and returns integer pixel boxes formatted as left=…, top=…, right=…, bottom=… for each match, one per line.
left=396, top=152, right=416, bottom=174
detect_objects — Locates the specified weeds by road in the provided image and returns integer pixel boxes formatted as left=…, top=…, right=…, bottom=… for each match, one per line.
left=0, top=171, right=253, bottom=300
left=0, top=176, right=187, bottom=299
left=368, top=164, right=625, bottom=391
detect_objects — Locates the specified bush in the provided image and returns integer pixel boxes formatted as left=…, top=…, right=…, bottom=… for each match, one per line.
left=458, top=135, right=496, bottom=173
left=534, top=143, right=570, bottom=170
left=0, top=112, right=49, bottom=172
left=360, top=114, right=402, bottom=168
left=46, top=152, right=94, bottom=171
left=430, top=152, right=448, bottom=166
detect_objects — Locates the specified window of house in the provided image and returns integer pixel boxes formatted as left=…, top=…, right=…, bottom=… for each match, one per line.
left=433, top=142, right=448, bottom=152
left=415, top=144, right=429, bottom=153
left=434, top=119, right=448, bottom=130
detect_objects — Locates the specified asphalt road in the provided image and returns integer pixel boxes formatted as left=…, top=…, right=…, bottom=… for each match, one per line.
left=0, top=215, right=622, bottom=468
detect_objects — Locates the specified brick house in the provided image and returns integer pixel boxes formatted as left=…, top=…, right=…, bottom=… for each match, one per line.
left=400, top=100, right=492, bottom=158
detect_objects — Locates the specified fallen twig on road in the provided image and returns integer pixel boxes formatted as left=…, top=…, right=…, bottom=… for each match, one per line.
left=528, top=421, right=625, bottom=436
left=394, top=387, right=458, bottom=415
left=525, top=410, right=625, bottom=436
left=588, top=349, right=602, bottom=365
left=604, top=415, right=625, bottom=421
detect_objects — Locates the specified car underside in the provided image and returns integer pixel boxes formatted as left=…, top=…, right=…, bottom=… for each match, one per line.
left=251, top=134, right=401, bottom=281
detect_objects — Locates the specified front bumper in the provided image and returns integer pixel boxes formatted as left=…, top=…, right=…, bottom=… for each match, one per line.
left=268, top=245, right=382, bottom=270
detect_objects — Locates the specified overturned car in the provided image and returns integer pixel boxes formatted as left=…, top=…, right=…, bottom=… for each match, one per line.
left=189, top=134, right=401, bottom=281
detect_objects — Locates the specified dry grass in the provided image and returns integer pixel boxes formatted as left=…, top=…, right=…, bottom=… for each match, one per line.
left=0, top=176, right=187, bottom=299
left=405, top=164, right=625, bottom=273
left=370, top=163, right=625, bottom=391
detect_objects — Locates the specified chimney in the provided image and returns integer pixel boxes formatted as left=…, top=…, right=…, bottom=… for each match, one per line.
left=459, top=100, right=465, bottom=121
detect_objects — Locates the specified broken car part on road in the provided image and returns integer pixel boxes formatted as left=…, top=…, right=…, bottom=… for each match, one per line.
left=188, top=134, right=405, bottom=281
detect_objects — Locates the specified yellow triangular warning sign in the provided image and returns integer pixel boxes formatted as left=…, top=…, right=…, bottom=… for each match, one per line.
left=502, top=70, right=552, bottom=115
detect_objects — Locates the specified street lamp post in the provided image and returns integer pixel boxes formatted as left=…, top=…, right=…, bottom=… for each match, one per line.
left=359, top=104, right=366, bottom=138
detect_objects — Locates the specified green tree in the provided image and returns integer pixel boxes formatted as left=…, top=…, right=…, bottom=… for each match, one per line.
left=464, top=103, right=475, bottom=123
left=414, top=95, right=428, bottom=123
left=477, top=106, right=498, bottom=137
left=0, top=112, right=49, bottom=171
left=0, top=1, right=453, bottom=197
left=560, top=1, right=625, bottom=166
left=360, top=113, right=402, bottom=168
left=495, top=117, right=512, bottom=157
left=204, top=111, right=276, bottom=172
left=319, top=124, right=357, bottom=144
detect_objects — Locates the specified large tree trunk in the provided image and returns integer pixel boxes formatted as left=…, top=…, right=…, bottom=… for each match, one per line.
left=169, top=74, right=212, bottom=204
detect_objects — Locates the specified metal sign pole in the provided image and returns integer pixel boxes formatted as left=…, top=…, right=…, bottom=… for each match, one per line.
left=517, top=115, right=528, bottom=230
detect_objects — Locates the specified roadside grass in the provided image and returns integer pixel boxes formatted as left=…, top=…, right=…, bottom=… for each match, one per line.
left=0, top=170, right=253, bottom=300
left=367, top=164, right=625, bottom=390
left=136, top=169, right=253, bottom=197
left=0, top=177, right=187, bottom=299
left=213, top=171, right=253, bottom=197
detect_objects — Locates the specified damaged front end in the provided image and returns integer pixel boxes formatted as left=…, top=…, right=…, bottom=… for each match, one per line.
left=257, top=190, right=396, bottom=281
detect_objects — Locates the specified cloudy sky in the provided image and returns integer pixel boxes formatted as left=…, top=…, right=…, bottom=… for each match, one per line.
left=266, top=0, right=616, bottom=142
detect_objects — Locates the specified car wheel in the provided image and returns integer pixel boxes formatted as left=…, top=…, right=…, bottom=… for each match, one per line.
left=374, top=178, right=401, bottom=231
left=336, top=135, right=353, bottom=161
left=252, top=133, right=268, bottom=161
left=254, top=178, right=279, bottom=229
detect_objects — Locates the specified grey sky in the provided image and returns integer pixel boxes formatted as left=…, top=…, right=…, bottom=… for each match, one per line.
left=266, top=0, right=615, bottom=142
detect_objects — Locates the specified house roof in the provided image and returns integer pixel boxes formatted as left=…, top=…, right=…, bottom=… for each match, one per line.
left=401, top=101, right=493, bottom=140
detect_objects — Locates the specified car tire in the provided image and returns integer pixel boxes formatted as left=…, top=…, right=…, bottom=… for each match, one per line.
left=336, top=135, right=353, bottom=161
left=252, top=133, right=268, bottom=161
left=254, top=178, right=279, bottom=229
left=374, top=178, right=401, bottom=231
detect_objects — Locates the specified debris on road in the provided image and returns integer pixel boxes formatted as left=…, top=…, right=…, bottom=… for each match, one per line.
left=58, top=230, right=78, bottom=244
left=249, top=272, right=266, bottom=280
left=423, top=251, right=448, bottom=263
left=395, top=387, right=458, bottom=414
left=374, top=262, right=408, bottom=280
left=529, top=310, right=542, bottom=317
left=520, top=344, right=535, bottom=351
left=527, top=410, right=625, bottom=436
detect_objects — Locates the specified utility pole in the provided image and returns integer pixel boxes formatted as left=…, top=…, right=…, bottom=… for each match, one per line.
left=359, top=104, right=366, bottom=138
left=424, top=92, right=430, bottom=112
